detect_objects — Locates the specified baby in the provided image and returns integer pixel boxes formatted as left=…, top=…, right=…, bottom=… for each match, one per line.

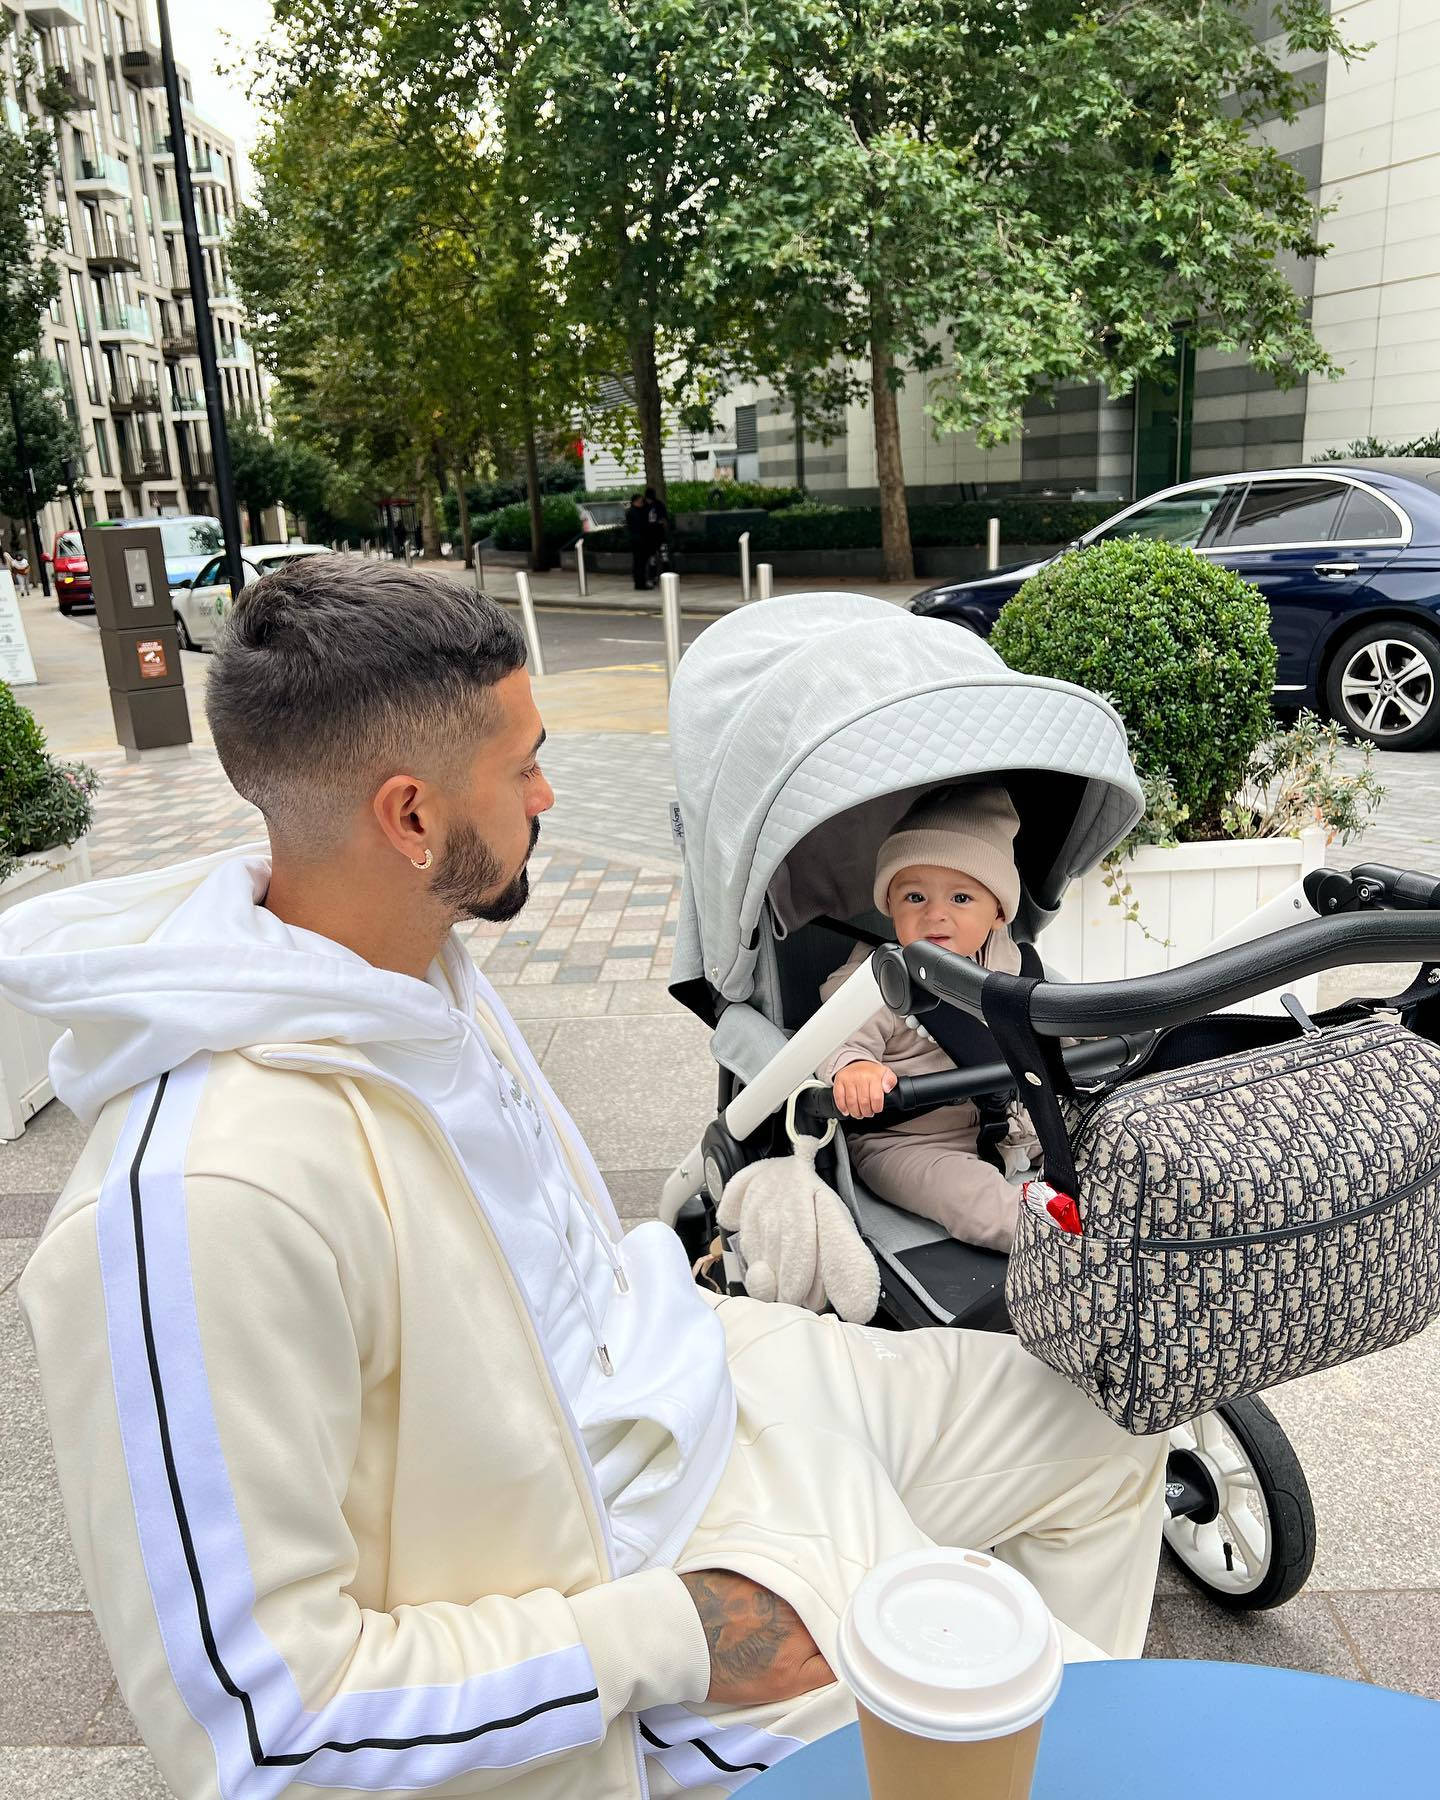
left=816, top=786, right=1038, bottom=1253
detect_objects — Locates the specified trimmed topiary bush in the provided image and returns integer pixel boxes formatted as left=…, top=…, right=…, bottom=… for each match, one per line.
left=989, top=538, right=1277, bottom=835
left=475, top=496, right=583, bottom=556
left=0, top=682, right=99, bottom=882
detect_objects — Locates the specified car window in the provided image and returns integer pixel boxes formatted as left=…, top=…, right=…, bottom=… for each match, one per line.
left=55, top=532, right=84, bottom=557
left=160, top=519, right=225, bottom=559
left=1334, top=486, right=1404, bottom=542
left=1222, top=480, right=1347, bottom=547
left=192, top=558, right=222, bottom=588
left=1093, top=485, right=1231, bottom=549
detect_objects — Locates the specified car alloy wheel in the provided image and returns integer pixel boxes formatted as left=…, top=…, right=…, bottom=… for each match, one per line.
left=1327, top=621, right=1440, bottom=750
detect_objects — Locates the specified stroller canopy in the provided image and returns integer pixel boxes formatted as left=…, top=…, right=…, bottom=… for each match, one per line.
left=668, top=592, right=1142, bottom=1010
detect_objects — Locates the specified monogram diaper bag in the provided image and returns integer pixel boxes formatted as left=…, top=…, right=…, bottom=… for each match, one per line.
left=999, top=1013, right=1440, bottom=1435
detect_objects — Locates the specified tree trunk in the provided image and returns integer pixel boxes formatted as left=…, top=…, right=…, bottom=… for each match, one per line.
left=869, top=315, right=914, bottom=584
left=628, top=321, right=666, bottom=503
left=419, top=481, right=441, bottom=559
left=455, top=464, right=474, bottom=569
left=246, top=502, right=263, bottom=544
left=522, top=415, right=546, bottom=571
left=791, top=378, right=806, bottom=491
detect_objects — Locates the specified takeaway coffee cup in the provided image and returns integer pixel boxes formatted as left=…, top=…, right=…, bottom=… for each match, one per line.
left=833, top=1547, right=1063, bottom=1800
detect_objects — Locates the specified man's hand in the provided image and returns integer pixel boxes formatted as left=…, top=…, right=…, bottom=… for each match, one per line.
left=831, top=1060, right=897, bottom=1121
left=681, top=1570, right=833, bottom=1706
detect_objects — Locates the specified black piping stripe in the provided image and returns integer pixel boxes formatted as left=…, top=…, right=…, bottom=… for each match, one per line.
left=127, top=1070, right=601, bottom=1769
left=640, top=1718, right=771, bottom=1776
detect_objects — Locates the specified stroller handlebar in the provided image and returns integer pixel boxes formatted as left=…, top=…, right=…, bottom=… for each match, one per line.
left=896, top=908, right=1440, bottom=1038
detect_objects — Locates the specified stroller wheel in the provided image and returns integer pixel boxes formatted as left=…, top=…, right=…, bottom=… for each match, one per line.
left=1162, top=1396, right=1316, bottom=1612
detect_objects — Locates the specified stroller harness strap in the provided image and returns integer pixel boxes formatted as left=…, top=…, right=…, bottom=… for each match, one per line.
left=1003, top=1013, right=1440, bottom=1436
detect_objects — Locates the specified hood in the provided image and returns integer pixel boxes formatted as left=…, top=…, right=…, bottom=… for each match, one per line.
left=0, top=847, right=474, bottom=1124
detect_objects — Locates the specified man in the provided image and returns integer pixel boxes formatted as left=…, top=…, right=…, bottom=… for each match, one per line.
left=625, top=491, right=653, bottom=590
left=2, top=561, right=1165, bottom=1800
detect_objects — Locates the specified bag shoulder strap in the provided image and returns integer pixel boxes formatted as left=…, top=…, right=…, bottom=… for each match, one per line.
left=979, top=971, right=1080, bottom=1199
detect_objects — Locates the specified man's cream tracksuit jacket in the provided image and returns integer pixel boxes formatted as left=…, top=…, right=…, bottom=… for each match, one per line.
left=3, top=850, right=728, bottom=1800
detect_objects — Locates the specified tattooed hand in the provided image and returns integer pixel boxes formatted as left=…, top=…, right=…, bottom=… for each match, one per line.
left=681, top=1569, right=834, bottom=1706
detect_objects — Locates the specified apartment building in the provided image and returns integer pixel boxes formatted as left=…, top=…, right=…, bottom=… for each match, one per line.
left=748, top=0, right=1438, bottom=506
left=3, top=0, right=262, bottom=548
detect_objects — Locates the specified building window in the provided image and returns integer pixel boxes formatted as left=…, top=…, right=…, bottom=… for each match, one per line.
left=81, top=343, right=101, bottom=405
left=69, top=270, right=89, bottom=340
left=94, top=419, right=113, bottom=477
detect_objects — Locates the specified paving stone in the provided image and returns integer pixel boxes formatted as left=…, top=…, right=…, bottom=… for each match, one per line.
left=0, top=1196, right=58, bottom=1240
left=1326, top=1591, right=1440, bottom=1700
left=480, top=982, right=613, bottom=1019
left=0, top=1240, right=32, bottom=1293
left=541, top=1016, right=716, bottom=1168
left=0, top=1291, right=88, bottom=1612
left=0, top=1105, right=88, bottom=1196
left=515, top=963, right=559, bottom=985
left=606, top=981, right=684, bottom=1016
left=0, top=1612, right=115, bottom=1746
left=0, top=1747, right=170, bottom=1798
left=600, top=959, right=654, bottom=982
left=84, top=1682, right=143, bottom=1748
left=1150, top=1590, right=1364, bottom=1680
left=601, top=1170, right=672, bottom=1226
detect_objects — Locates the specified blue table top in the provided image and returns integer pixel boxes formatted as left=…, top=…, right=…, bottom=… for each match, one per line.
left=746, top=1659, right=1440, bottom=1797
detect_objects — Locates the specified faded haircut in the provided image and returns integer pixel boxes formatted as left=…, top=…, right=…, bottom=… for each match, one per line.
left=206, top=557, right=527, bottom=850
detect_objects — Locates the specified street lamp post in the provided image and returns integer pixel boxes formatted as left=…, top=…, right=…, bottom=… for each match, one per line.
left=9, top=387, right=50, bottom=598
left=154, top=0, right=245, bottom=596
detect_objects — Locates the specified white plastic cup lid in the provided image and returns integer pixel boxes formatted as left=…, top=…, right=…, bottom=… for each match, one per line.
left=834, top=1548, right=1063, bottom=1742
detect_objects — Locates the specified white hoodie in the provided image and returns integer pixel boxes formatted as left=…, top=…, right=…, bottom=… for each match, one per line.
left=2, top=849, right=737, bottom=1798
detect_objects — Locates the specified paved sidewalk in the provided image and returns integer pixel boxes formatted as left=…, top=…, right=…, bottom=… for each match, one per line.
left=5, top=629, right=1440, bottom=1789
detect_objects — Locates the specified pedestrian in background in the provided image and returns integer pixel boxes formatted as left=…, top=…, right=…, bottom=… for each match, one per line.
left=626, top=491, right=652, bottom=589
left=644, top=485, right=670, bottom=576
left=4, top=537, right=30, bottom=597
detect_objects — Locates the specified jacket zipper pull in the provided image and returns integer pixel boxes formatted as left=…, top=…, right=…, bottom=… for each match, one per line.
left=596, top=1343, right=615, bottom=1377
left=614, top=1265, right=630, bottom=1294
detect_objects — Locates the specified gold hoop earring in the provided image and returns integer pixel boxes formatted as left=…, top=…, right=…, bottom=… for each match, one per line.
left=411, top=849, right=434, bottom=871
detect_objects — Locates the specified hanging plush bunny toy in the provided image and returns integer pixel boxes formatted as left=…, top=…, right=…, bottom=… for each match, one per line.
left=716, top=1094, right=880, bottom=1324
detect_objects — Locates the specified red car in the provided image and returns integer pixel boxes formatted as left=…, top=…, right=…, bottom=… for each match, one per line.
left=48, top=530, right=93, bottom=614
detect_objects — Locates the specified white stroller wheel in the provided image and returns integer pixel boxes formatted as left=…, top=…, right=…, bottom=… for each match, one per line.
left=1163, top=1396, right=1315, bottom=1612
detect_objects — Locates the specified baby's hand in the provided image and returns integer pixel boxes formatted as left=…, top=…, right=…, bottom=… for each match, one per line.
left=832, top=1060, right=897, bottom=1120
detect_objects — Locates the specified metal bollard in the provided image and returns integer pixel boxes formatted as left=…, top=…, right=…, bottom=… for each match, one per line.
left=576, top=536, right=589, bottom=598
left=757, top=562, right=773, bottom=602
left=514, top=571, right=547, bottom=677
left=739, top=531, right=752, bottom=602
left=660, top=570, right=682, bottom=691
left=986, top=516, right=1000, bottom=571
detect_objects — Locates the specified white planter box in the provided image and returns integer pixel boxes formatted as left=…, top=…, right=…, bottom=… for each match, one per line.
left=1045, top=826, right=1328, bottom=1016
left=0, top=839, right=91, bottom=1140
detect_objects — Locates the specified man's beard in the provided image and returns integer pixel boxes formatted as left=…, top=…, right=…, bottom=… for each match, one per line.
left=431, top=815, right=540, bottom=922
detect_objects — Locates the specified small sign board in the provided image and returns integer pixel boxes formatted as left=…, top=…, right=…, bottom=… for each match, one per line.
left=0, top=570, right=38, bottom=687
left=136, top=638, right=168, bottom=680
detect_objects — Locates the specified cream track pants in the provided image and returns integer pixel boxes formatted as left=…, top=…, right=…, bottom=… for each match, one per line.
left=645, top=1299, right=1168, bottom=1795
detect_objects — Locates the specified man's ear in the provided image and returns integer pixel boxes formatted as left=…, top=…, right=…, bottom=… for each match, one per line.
left=373, top=773, right=432, bottom=867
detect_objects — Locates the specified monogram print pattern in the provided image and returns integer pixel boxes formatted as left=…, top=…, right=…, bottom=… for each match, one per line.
left=1005, top=1018, right=1440, bottom=1435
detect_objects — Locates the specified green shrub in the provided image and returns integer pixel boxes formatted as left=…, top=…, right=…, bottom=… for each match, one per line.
left=742, top=498, right=1115, bottom=552
left=0, top=683, right=99, bottom=882
left=580, top=481, right=804, bottom=513
left=477, top=495, right=583, bottom=554
left=441, top=461, right=582, bottom=535
left=989, top=539, right=1277, bottom=834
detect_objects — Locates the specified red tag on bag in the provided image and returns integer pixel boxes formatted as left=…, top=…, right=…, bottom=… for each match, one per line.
left=1022, top=1180, right=1083, bottom=1237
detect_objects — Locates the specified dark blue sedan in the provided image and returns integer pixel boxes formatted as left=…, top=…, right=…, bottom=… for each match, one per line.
left=910, top=459, right=1440, bottom=750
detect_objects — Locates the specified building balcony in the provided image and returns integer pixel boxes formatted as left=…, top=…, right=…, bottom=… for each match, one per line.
left=120, top=447, right=172, bottom=484
left=95, top=302, right=153, bottom=343
left=87, top=230, right=142, bottom=272
left=74, top=151, right=132, bottom=198
left=3, top=97, right=22, bottom=134
left=198, top=215, right=234, bottom=245
left=24, top=0, right=86, bottom=28
left=161, top=327, right=199, bottom=359
left=216, top=337, right=251, bottom=366
left=209, top=286, right=243, bottom=309
left=170, top=391, right=207, bottom=414
left=53, top=66, right=96, bottom=109
left=119, top=41, right=164, bottom=87
left=191, top=154, right=225, bottom=185
left=151, top=133, right=175, bottom=162
left=110, top=377, right=163, bottom=414
left=181, top=451, right=216, bottom=487
left=159, top=204, right=183, bottom=232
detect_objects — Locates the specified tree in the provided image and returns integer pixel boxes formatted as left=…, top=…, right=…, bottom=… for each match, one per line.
left=0, top=359, right=84, bottom=522
left=0, top=18, right=73, bottom=395
left=236, top=5, right=610, bottom=568
left=703, top=0, right=1354, bottom=580
left=224, top=411, right=288, bottom=543
left=514, top=0, right=774, bottom=503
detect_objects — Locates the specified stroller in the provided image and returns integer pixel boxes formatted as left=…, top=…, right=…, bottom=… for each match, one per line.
left=658, top=593, right=1440, bottom=1613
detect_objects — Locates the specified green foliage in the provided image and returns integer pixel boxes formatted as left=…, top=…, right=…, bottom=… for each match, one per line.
left=1312, top=433, right=1440, bottom=461
left=582, top=482, right=804, bottom=513
left=0, top=19, right=74, bottom=393
left=476, top=496, right=582, bottom=554
left=0, top=682, right=98, bottom=882
left=0, top=359, right=85, bottom=519
left=442, top=463, right=583, bottom=536
left=1221, top=712, right=1385, bottom=845
left=700, top=0, right=1352, bottom=576
left=990, top=540, right=1277, bottom=834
